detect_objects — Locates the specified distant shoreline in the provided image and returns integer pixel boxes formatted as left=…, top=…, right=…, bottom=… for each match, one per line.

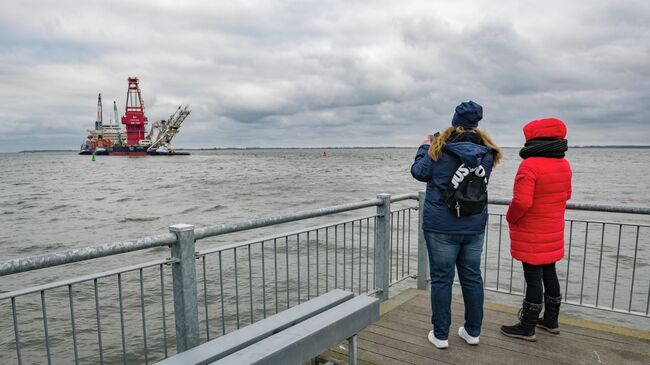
left=12, top=145, right=650, bottom=153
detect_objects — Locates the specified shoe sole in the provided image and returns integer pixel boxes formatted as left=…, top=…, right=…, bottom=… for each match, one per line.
left=460, top=338, right=479, bottom=345
left=536, top=324, right=560, bottom=334
left=428, top=340, right=448, bottom=349
left=500, top=329, right=537, bottom=341
left=428, top=334, right=448, bottom=349
left=458, top=328, right=479, bottom=345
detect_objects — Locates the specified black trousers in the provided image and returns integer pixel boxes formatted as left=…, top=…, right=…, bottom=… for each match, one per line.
left=522, top=262, right=561, bottom=304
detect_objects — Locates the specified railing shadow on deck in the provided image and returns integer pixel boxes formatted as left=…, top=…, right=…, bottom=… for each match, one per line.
left=1, top=192, right=648, bottom=364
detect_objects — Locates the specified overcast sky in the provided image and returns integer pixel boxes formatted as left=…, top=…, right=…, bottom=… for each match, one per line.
left=0, top=0, right=648, bottom=151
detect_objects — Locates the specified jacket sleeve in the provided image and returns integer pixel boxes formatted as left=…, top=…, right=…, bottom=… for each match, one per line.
left=506, top=163, right=536, bottom=225
left=411, top=144, right=433, bottom=182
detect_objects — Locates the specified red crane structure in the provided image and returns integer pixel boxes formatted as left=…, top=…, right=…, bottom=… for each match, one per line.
left=121, top=77, right=148, bottom=146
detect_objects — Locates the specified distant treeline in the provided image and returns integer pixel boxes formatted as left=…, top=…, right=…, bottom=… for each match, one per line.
left=18, top=150, right=77, bottom=153
left=169, top=145, right=650, bottom=150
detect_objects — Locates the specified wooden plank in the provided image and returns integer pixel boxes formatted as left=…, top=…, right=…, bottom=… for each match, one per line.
left=361, top=323, right=566, bottom=365
left=377, top=312, right=576, bottom=364
left=319, top=348, right=377, bottom=365
left=325, top=292, right=650, bottom=365
left=412, top=293, right=650, bottom=342
left=381, top=299, right=649, bottom=364
left=326, top=345, right=417, bottom=365
left=403, top=298, right=650, bottom=352
left=355, top=336, right=454, bottom=365
left=395, top=300, right=650, bottom=354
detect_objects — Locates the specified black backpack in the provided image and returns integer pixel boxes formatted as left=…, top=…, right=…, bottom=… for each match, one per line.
left=442, top=158, right=488, bottom=217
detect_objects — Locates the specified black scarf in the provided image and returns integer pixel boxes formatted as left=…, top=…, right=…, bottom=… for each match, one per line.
left=519, top=138, right=568, bottom=159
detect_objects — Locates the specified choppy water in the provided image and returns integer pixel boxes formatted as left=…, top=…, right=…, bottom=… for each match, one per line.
left=1, top=148, right=649, bottom=364
left=2, top=148, right=648, bottom=259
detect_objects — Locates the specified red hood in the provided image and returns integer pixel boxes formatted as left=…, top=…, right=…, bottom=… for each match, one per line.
left=523, top=118, right=567, bottom=140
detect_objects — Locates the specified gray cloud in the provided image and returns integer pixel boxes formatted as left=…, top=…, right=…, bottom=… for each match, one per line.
left=0, top=0, right=649, bottom=152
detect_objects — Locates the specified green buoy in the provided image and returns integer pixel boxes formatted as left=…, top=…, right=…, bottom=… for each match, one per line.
left=92, top=155, right=96, bottom=162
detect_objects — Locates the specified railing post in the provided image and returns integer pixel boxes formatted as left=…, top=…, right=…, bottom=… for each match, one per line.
left=417, top=190, right=428, bottom=290
left=169, top=224, right=200, bottom=353
left=374, top=193, right=391, bottom=301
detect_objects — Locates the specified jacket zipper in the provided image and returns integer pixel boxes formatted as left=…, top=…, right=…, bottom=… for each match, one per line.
left=455, top=202, right=461, bottom=217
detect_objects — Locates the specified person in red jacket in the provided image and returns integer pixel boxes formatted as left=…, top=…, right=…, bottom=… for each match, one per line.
left=501, top=118, right=572, bottom=341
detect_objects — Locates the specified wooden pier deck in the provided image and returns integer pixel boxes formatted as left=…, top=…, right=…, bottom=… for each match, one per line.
left=324, top=289, right=650, bottom=365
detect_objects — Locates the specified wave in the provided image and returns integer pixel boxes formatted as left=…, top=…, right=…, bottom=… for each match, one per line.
left=14, top=202, right=36, bottom=208
left=118, top=217, right=160, bottom=223
left=41, top=204, right=69, bottom=212
left=18, top=242, right=65, bottom=254
left=179, top=206, right=199, bottom=214
left=204, top=204, right=226, bottom=212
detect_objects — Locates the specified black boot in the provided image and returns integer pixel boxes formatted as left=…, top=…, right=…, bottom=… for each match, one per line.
left=501, top=300, right=543, bottom=341
left=537, top=294, right=561, bottom=334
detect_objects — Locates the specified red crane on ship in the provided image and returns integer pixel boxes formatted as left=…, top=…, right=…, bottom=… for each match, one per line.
left=121, top=77, right=148, bottom=146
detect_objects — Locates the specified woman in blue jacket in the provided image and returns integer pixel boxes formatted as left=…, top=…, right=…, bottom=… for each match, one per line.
left=411, top=101, right=501, bottom=349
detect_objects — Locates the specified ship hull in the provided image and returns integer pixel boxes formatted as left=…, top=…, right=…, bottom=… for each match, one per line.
left=79, top=146, right=189, bottom=156
left=147, top=150, right=190, bottom=156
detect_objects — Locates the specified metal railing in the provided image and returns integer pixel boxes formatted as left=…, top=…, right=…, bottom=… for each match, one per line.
left=479, top=212, right=650, bottom=317
left=1, top=192, right=648, bottom=365
left=0, top=193, right=417, bottom=364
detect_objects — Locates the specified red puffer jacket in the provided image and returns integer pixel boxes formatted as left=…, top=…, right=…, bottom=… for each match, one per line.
left=507, top=118, right=572, bottom=265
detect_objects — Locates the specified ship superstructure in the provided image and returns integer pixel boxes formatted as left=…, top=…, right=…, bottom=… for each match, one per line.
left=79, top=77, right=190, bottom=156
left=122, top=77, right=148, bottom=147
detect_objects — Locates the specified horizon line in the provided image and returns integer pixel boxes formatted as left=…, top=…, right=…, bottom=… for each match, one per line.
left=8, top=144, right=650, bottom=153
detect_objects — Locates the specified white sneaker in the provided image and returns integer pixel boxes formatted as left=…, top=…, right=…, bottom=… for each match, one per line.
left=458, top=326, right=479, bottom=345
left=428, top=330, right=449, bottom=349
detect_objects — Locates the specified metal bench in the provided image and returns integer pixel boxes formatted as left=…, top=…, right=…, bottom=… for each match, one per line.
left=155, top=289, right=379, bottom=365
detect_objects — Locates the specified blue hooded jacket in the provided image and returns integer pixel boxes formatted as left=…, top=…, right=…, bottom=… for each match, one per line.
left=411, top=141, right=494, bottom=234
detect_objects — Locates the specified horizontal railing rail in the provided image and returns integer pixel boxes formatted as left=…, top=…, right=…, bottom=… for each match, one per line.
left=194, top=198, right=383, bottom=240
left=1, top=192, right=648, bottom=365
left=1, top=197, right=411, bottom=277
left=0, top=193, right=418, bottom=365
left=0, top=234, right=178, bottom=277
left=488, top=197, right=650, bottom=215
left=195, top=213, right=380, bottom=257
left=0, top=258, right=176, bottom=301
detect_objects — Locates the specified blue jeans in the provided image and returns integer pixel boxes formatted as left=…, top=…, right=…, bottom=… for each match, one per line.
left=424, top=231, right=484, bottom=340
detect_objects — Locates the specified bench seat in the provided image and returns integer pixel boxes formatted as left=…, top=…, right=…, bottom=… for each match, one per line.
left=156, top=289, right=368, bottom=365
left=210, top=294, right=379, bottom=364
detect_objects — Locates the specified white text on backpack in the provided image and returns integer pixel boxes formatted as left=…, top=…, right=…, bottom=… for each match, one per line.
left=451, top=164, right=487, bottom=189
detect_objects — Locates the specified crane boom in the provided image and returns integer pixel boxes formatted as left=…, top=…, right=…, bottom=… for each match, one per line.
left=147, top=105, right=191, bottom=152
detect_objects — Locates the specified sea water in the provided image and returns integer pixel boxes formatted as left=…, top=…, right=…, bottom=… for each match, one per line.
left=1, top=148, right=649, bottom=363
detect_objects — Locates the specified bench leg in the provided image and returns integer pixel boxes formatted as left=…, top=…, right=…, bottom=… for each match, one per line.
left=347, top=335, right=358, bottom=365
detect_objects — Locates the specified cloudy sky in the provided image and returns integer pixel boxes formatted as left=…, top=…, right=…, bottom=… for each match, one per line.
left=0, top=0, right=648, bottom=151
